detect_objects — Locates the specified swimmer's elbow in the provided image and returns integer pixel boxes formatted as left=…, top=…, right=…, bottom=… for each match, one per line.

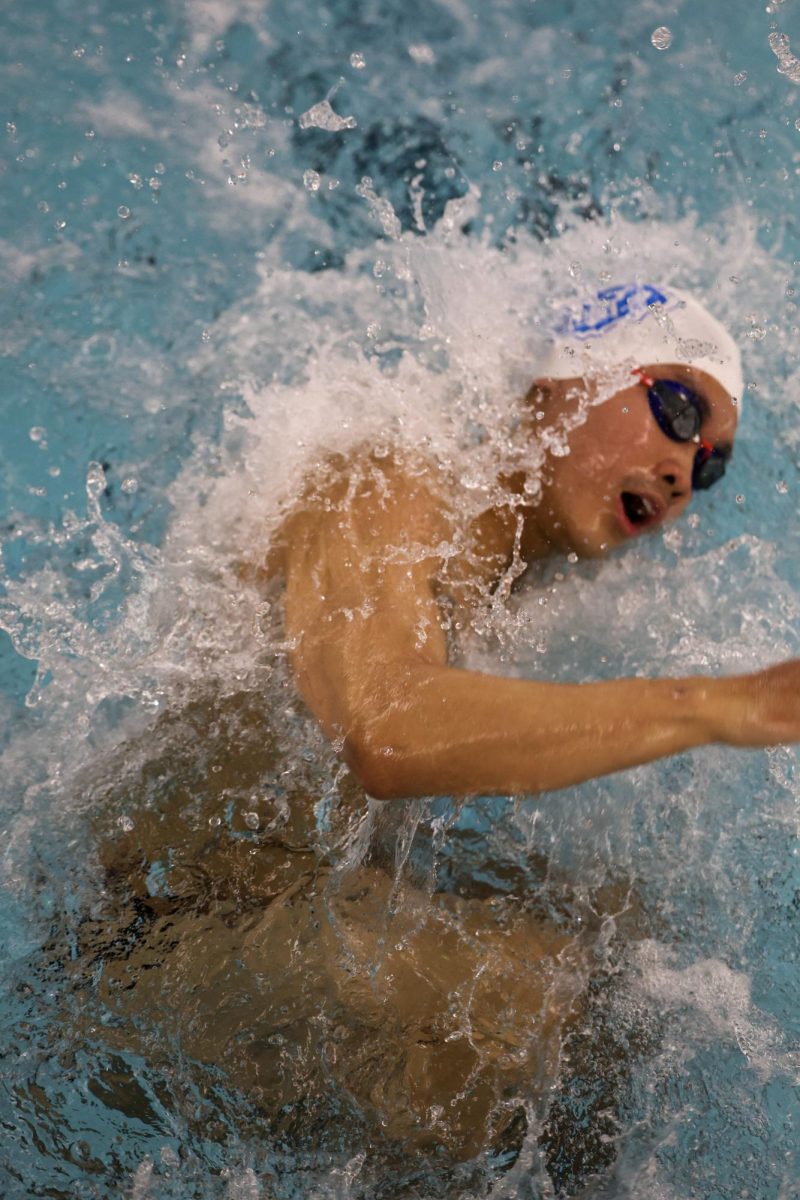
left=344, top=725, right=416, bottom=801
left=337, top=661, right=453, bottom=799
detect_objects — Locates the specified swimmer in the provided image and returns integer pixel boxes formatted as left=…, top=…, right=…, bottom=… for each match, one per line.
left=275, top=281, right=800, bottom=800
left=84, top=281, right=799, bottom=1171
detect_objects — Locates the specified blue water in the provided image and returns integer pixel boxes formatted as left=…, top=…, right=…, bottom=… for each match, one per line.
left=3, top=0, right=800, bottom=1196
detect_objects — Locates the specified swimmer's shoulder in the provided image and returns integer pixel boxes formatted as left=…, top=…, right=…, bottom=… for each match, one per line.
left=260, top=443, right=458, bottom=578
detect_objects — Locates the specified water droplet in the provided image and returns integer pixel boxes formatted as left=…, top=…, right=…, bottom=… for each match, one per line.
left=117, top=815, right=134, bottom=832
left=148, top=176, right=161, bottom=191
left=408, top=43, right=436, bottom=65
left=350, top=51, right=365, bottom=69
left=492, top=160, right=503, bottom=171
left=6, top=121, right=16, bottom=137
left=153, top=162, right=166, bottom=175
left=795, top=118, right=800, bottom=131
left=776, top=480, right=789, bottom=494
left=650, top=26, right=673, bottom=51
left=736, top=494, right=745, bottom=504
left=243, top=811, right=260, bottom=830
left=366, top=322, right=380, bottom=339
left=54, top=218, right=67, bottom=230
left=117, top=205, right=131, bottom=219
left=298, top=99, right=357, bottom=132
left=121, top=477, right=138, bottom=494
left=28, top=426, right=46, bottom=443
left=201, top=328, right=211, bottom=343
left=734, top=70, right=748, bottom=85
left=568, top=260, right=583, bottom=278
left=86, top=462, right=107, bottom=500
left=303, top=169, right=321, bottom=192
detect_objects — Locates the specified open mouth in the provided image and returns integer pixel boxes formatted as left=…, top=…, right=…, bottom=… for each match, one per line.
left=618, top=490, right=663, bottom=535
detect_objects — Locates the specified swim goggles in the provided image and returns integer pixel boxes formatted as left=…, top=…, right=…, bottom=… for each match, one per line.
left=632, top=368, right=727, bottom=491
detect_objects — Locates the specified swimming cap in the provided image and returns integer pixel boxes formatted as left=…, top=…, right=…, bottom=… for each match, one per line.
left=540, top=283, right=744, bottom=406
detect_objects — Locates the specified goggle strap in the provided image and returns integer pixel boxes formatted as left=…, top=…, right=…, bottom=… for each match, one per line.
left=631, top=367, right=655, bottom=388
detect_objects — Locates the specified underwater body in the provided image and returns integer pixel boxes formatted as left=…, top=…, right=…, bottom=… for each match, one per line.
left=3, top=0, right=800, bottom=1196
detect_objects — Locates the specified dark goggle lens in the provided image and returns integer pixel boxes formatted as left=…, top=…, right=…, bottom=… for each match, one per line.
left=649, top=380, right=702, bottom=442
left=641, top=373, right=728, bottom=492
left=692, top=448, right=726, bottom=491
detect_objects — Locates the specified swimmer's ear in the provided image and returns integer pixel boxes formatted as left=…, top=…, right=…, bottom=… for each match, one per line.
left=523, top=377, right=555, bottom=406
left=524, top=376, right=592, bottom=409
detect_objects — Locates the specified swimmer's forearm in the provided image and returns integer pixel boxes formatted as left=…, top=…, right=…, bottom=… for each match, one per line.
left=345, top=666, right=728, bottom=799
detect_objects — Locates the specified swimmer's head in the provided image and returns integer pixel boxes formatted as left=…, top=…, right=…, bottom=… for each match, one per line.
left=524, top=283, right=742, bottom=559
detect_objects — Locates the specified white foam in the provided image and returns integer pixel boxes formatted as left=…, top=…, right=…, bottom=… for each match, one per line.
left=73, top=91, right=159, bottom=139
left=633, top=940, right=800, bottom=1082
left=178, top=0, right=272, bottom=58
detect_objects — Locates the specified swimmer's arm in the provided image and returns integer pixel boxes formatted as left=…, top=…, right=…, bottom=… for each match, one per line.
left=280, top=482, right=800, bottom=799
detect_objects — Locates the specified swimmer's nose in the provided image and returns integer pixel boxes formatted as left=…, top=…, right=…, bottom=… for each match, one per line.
left=657, top=454, right=693, bottom=501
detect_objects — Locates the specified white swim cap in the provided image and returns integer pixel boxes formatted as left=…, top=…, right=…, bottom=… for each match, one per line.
left=540, top=282, right=744, bottom=407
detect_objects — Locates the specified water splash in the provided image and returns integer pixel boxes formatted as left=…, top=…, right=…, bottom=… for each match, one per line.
left=2, top=170, right=799, bottom=1198
left=769, top=30, right=800, bottom=84
left=298, top=99, right=357, bottom=132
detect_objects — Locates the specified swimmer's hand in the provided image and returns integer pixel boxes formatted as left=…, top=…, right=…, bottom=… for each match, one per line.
left=712, top=661, right=800, bottom=748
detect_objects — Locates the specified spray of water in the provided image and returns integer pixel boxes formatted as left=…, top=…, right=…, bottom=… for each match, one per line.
left=2, top=181, right=800, bottom=1194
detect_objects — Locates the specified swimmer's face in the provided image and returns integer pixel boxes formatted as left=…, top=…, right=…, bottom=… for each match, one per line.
left=529, top=364, right=738, bottom=558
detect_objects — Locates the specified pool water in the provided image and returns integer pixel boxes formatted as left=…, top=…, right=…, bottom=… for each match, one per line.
left=2, top=0, right=800, bottom=1196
